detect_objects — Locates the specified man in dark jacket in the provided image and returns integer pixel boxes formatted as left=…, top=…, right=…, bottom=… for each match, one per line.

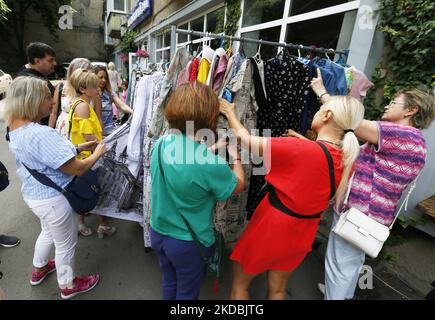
left=16, top=42, right=57, bottom=125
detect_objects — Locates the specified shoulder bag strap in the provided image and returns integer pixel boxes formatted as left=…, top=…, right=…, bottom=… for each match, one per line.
left=157, top=141, right=209, bottom=262
left=22, top=164, right=64, bottom=193
left=316, top=142, right=336, bottom=200
left=5, top=127, right=64, bottom=193
left=389, top=172, right=422, bottom=230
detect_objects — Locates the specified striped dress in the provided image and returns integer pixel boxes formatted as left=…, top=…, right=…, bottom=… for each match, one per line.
left=346, top=121, right=427, bottom=226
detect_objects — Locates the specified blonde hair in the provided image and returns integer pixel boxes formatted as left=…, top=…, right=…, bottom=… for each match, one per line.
left=65, top=58, right=93, bottom=98
left=1, top=76, right=47, bottom=126
left=395, top=88, right=435, bottom=129
left=107, top=62, right=115, bottom=71
left=322, top=96, right=365, bottom=208
left=69, top=68, right=98, bottom=97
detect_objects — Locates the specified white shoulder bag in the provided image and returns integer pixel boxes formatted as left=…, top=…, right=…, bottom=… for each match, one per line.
left=332, top=173, right=420, bottom=258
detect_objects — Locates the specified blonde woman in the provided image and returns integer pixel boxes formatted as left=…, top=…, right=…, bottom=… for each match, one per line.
left=219, top=92, right=365, bottom=300
left=3, top=76, right=106, bottom=299
left=68, top=69, right=117, bottom=238
left=311, top=72, right=435, bottom=300
left=107, top=62, right=121, bottom=95
left=48, top=58, right=103, bottom=133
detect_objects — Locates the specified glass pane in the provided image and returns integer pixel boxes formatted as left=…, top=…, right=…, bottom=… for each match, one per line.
left=285, top=11, right=356, bottom=58
left=242, top=0, right=285, bottom=27
left=178, top=23, right=189, bottom=43
left=241, top=26, right=281, bottom=60
left=114, top=0, right=125, bottom=11
left=164, top=32, right=171, bottom=48
left=156, top=51, right=162, bottom=63
left=207, top=7, right=225, bottom=33
left=163, top=50, right=170, bottom=63
left=289, top=0, right=348, bottom=16
left=156, top=35, right=163, bottom=49
left=191, top=16, right=205, bottom=40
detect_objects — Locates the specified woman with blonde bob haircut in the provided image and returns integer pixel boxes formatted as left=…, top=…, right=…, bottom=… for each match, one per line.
left=150, top=81, right=245, bottom=300
left=68, top=68, right=117, bottom=238
left=48, top=58, right=103, bottom=133
left=3, top=76, right=107, bottom=299
left=219, top=88, right=364, bottom=300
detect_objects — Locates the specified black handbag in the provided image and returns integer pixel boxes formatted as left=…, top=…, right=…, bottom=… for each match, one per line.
left=23, top=164, right=100, bottom=216
left=0, top=160, right=9, bottom=192
left=157, top=141, right=224, bottom=289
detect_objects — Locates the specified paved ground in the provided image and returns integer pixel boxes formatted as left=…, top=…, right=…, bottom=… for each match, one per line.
left=0, top=122, right=428, bottom=300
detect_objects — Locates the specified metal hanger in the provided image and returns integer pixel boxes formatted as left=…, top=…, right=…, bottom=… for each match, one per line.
left=253, top=39, right=262, bottom=62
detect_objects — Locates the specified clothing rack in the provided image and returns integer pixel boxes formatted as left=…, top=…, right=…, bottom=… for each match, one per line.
left=170, top=25, right=348, bottom=59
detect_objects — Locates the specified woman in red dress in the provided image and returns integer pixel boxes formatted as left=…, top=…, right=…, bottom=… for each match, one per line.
left=219, top=89, right=365, bottom=300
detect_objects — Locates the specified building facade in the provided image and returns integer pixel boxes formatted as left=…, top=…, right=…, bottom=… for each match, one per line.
left=104, top=0, right=435, bottom=237
left=0, top=0, right=106, bottom=74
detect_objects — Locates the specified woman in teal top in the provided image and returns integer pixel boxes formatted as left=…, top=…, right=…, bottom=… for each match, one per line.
left=150, top=82, right=244, bottom=300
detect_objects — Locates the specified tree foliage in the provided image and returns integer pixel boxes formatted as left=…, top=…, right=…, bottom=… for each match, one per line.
left=0, top=0, right=70, bottom=63
left=0, top=0, right=11, bottom=24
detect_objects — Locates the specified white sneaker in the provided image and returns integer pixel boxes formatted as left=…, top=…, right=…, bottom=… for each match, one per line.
left=318, top=283, right=325, bottom=295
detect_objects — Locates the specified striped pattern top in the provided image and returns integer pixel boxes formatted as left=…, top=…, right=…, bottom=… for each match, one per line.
left=347, top=121, right=426, bottom=226
left=8, top=122, right=76, bottom=200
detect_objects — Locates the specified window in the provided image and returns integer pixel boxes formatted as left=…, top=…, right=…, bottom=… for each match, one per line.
left=178, top=23, right=189, bottom=44
left=285, top=11, right=356, bottom=57
left=156, top=31, right=170, bottom=63
left=289, top=0, right=348, bottom=16
left=113, top=0, right=125, bottom=12
left=242, top=0, right=286, bottom=27
left=175, top=6, right=227, bottom=52
left=241, top=26, right=281, bottom=59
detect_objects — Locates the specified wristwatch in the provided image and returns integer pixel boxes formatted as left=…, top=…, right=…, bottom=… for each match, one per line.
left=74, top=144, right=80, bottom=154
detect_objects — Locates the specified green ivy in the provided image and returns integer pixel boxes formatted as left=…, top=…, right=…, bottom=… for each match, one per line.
left=120, top=29, right=140, bottom=55
left=364, top=0, right=435, bottom=119
left=224, top=0, right=241, bottom=38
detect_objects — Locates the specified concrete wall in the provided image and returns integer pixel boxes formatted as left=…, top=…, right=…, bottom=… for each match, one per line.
left=135, top=0, right=193, bottom=33
left=0, top=0, right=106, bottom=73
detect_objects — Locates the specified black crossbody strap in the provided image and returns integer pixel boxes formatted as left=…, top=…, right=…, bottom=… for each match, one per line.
left=22, top=164, right=65, bottom=193
left=316, top=142, right=336, bottom=200
left=157, top=141, right=209, bottom=262
left=5, top=127, right=65, bottom=193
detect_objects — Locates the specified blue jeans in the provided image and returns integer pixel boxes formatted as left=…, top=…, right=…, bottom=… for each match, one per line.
left=150, top=228, right=212, bottom=300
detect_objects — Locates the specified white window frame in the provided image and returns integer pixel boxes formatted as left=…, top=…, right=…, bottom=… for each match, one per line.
left=238, top=0, right=360, bottom=49
left=175, top=3, right=226, bottom=49
left=109, top=0, right=127, bottom=14
left=155, top=31, right=171, bottom=63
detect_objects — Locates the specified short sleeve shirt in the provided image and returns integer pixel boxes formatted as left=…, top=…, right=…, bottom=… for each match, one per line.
left=265, top=137, right=344, bottom=214
left=8, top=123, right=76, bottom=200
left=347, top=121, right=426, bottom=226
left=150, top=134, right=238, bottom=247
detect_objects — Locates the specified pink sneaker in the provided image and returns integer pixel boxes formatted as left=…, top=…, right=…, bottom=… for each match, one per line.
left=60, top=275, right=100, bottom=300
left=30, top=260, right=56, bottom=285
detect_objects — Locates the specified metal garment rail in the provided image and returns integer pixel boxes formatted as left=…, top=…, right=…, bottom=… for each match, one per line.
left=170, top=25, right=348, bottom=58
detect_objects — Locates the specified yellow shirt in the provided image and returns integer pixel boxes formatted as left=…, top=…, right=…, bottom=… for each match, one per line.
left=197, top=58, right=210, bottom=84
left=67, top=98, right=103, bottom=159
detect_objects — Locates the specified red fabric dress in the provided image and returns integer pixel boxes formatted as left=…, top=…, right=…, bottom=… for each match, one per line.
left=230, top=138, right=343, bottom=274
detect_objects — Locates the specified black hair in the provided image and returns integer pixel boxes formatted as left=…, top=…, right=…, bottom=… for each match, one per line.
left=26, top=42, right=56, bottom=64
